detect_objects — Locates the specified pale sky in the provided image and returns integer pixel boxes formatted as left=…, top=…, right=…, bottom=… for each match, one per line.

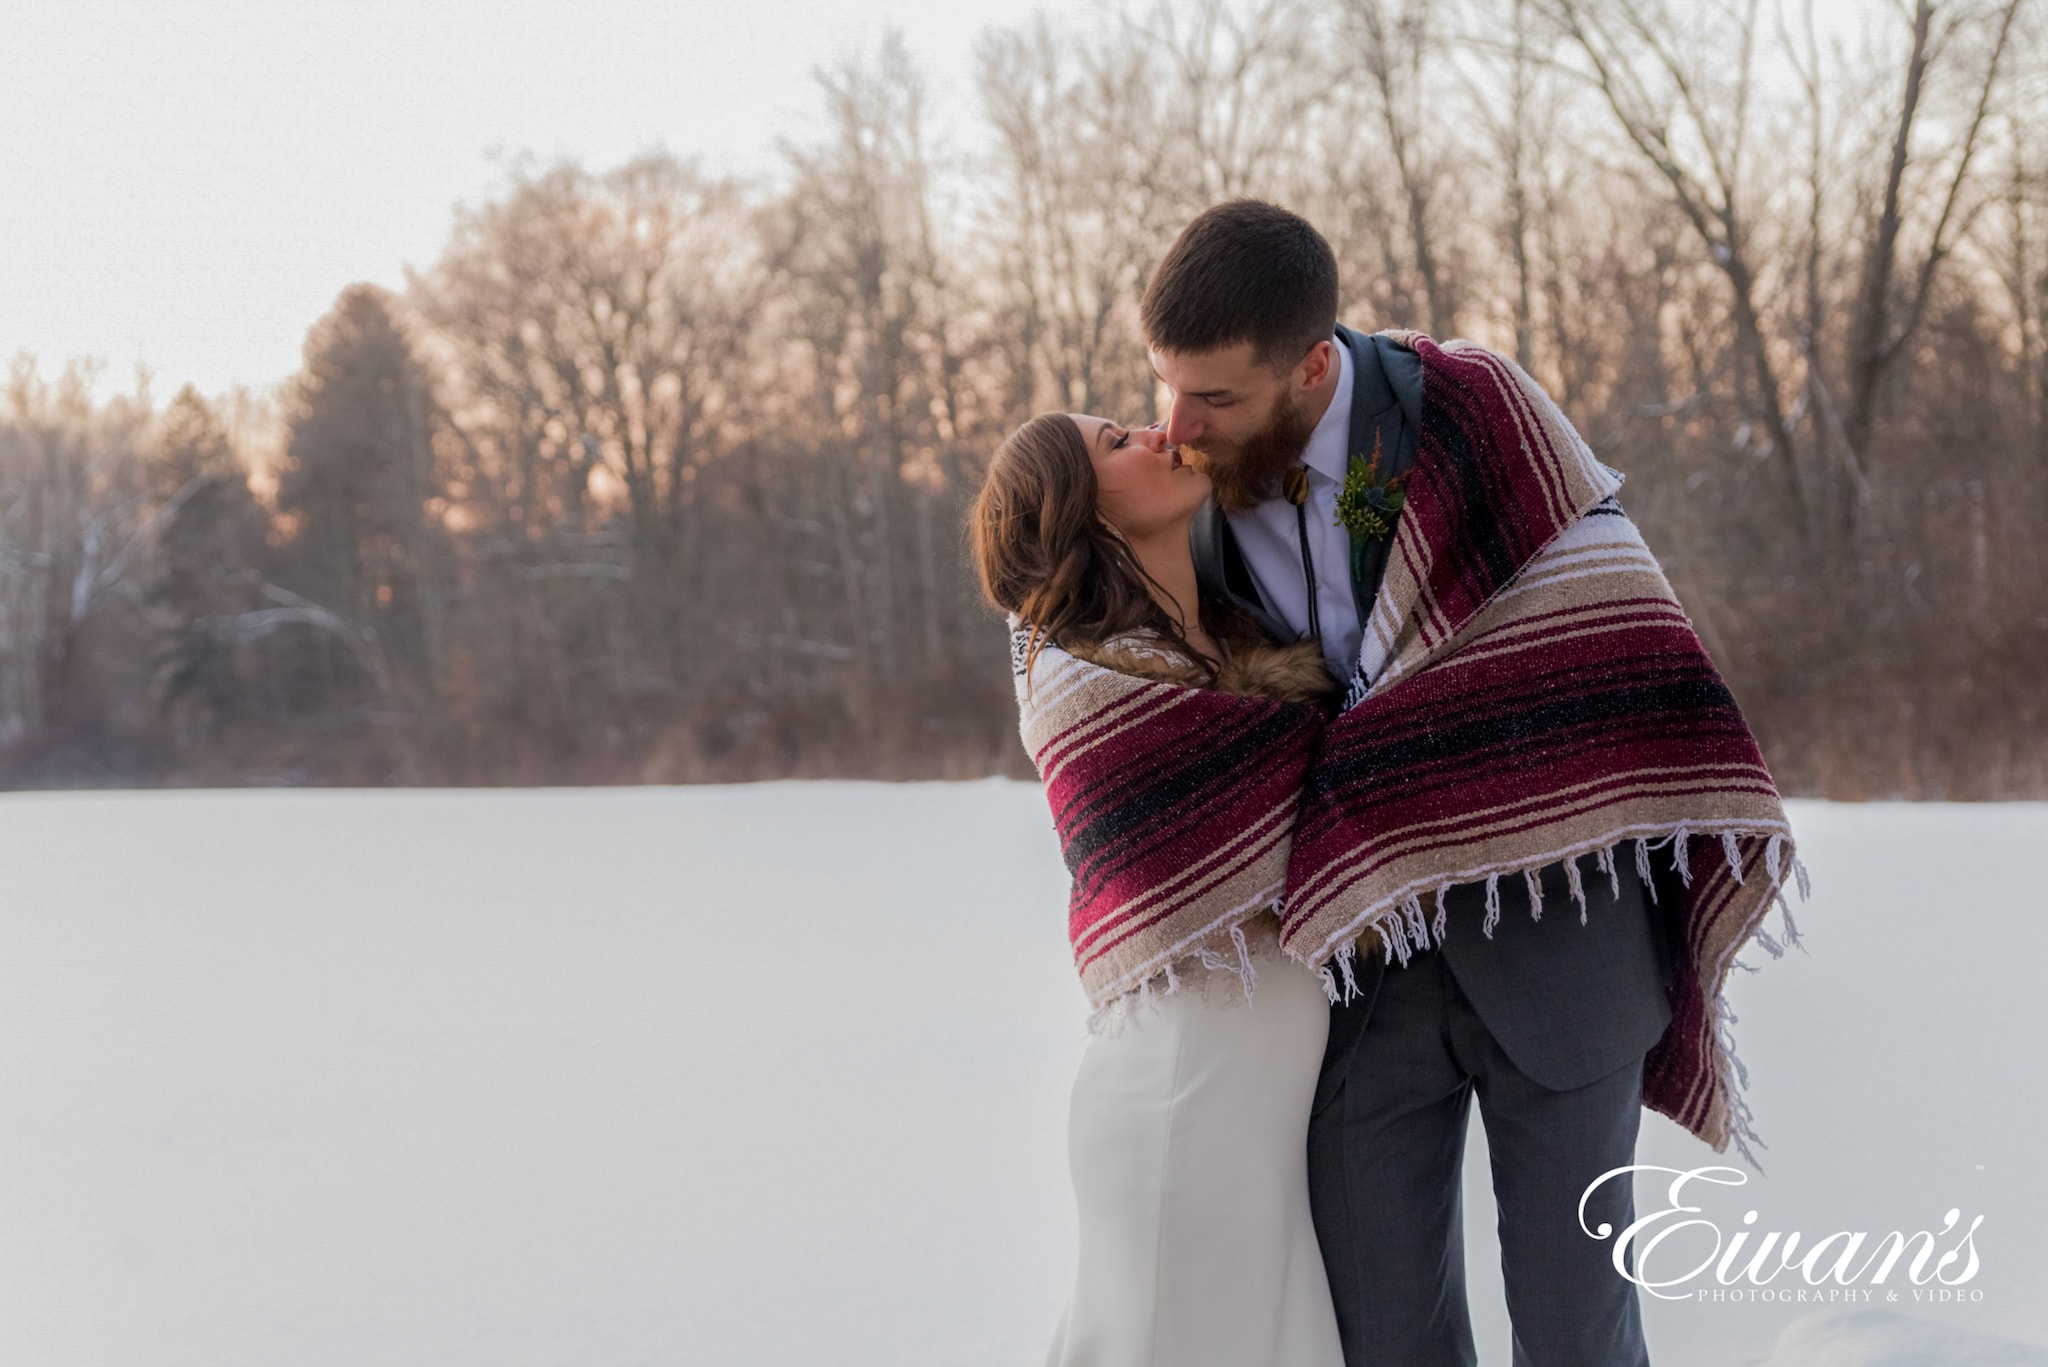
left=0, top=0, right=1109, bottom=403
left=2, top=0, right=1882, bottom=406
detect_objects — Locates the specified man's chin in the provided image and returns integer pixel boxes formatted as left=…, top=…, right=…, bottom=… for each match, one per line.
left=1211, top=484, right=1267, bottom=515
left=1194, top=453, right=1281, bottom=513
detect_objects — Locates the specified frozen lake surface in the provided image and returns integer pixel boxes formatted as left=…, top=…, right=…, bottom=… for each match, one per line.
left=2, top=784, right=2043, bottom=1366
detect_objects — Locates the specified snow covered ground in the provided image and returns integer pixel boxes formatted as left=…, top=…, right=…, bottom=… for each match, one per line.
left=1, top=784, right=2042, bottom=1366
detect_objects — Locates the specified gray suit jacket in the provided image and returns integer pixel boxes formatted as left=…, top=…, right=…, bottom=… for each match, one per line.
left=1191, top=325, right=1676, bottom=1091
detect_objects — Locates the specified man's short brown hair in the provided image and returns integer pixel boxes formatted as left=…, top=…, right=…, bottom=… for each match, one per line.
left=1140, top=200, right=1339, bottom=370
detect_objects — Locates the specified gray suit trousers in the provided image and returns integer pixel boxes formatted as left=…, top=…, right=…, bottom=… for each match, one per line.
left=1306, top=858, right=1667, bottom=1367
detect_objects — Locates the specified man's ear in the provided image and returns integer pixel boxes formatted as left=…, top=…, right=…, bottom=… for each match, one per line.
left=1292, top=339, right=1336, bottom=394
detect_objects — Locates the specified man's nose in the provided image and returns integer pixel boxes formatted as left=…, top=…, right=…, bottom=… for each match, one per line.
left=1162, top=402, right=1201, bottom=447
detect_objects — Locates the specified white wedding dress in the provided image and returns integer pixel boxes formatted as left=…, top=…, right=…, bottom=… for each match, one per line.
left=1042, top=913, right=1346, bottom=1367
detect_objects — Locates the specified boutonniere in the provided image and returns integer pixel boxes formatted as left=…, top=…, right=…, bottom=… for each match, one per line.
left=1334, top=430, right=1408, bottom=543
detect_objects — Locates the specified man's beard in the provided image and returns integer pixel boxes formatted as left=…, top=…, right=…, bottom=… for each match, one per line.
left=1185, top=390, right=1317, bottom=514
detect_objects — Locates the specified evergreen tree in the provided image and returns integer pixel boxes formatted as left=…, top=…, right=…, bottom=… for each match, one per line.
left=145, top=385, right=274, bottom=754
left=275, top=285, right=452, bottom=721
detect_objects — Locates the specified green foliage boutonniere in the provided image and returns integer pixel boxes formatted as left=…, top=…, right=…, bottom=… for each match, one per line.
left=1335, top=430, right=1408, bottom=543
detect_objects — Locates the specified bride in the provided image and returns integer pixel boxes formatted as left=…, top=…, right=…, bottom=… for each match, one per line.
left=969, top=411, right=1347, bottom=1367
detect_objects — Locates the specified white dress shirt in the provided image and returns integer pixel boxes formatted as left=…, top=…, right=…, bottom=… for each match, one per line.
left=1223, top=337, right=1361, bottom=679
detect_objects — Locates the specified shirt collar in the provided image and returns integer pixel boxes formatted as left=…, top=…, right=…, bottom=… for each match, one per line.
left=1302, top=335, right=1354, bottom=485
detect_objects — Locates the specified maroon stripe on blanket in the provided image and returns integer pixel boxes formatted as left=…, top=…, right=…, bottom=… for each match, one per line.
left=1032, top=672, right=1322, bottom=978
left=1454, top=598, right=1696, bottom=655
left=1072, top=811, right=1293, bottom=971
left=1036, top=684, right=1183, bottom=787
left=1062, top=744, right=1306, bottom=939
left=1281, top=774, right=1780, bottom=933
left=1292, top=632, right=1767, bottom=862
left=1400, top=338, right=1587, bottom=639
left=1065, top=775, right=1297, bottom=951
left=1047, top=695, right=1313, bottom=893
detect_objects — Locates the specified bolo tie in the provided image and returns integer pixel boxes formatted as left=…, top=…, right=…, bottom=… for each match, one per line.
left=1281, top=464, right=1323, bottom=659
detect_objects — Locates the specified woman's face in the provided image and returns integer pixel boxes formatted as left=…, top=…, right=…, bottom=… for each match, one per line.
left=1071, top=414, right=1211, bottom=540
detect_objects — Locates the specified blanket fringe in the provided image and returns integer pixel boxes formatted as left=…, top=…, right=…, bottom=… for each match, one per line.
left=1403, top=893, right=1431, bottom=950
left=1336, top=942, right=1361, bottom=1003
left=1086, top=915, right=1276, bottom=1035
left=1780, top=893, right=1805, bottom=952
left=1711, top=829, right=1810, bottom=1169
left=1717, top=992, right=1769, bottom=1174
left=1304, top=822, right=1808, bottom=970
left=1378, top=911, right=1414, bottom=966
left=1229, top=922, right=1259, bottom=1003
left=1320, top=820, right=1802, bottom=969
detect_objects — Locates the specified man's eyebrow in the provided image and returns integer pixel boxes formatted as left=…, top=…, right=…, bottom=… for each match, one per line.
left=1147, top=360, right=1234, bottom=402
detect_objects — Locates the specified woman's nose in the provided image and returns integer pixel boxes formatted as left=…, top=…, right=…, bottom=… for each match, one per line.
left=1127, top=426, right=1170, bottom=454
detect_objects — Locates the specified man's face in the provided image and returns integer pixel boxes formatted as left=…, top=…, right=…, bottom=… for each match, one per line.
left=1151, top=340, right=1326, bottom=514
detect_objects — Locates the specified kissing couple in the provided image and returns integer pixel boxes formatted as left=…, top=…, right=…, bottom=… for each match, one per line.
left=968, top=201, right=1808, bottom=1367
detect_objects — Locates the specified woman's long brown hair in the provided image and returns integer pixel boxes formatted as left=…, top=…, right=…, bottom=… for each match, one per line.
left=967, top=412, right=1265, bottom=690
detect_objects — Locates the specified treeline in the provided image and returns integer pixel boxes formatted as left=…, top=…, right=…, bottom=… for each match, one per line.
left=3, top=0, right=2044, bottom=797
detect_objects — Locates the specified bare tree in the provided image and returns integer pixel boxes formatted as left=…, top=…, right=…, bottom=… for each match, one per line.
left=0, top=357, right=163, bottom=768
left=411, top=154, right=758, bottom=720
left=1839, top=0, right=2022, bottom=468
left=977, top=16, right=1177, bottom=420
left=763, top=32, right=973, bottom=687
left=1536, top=0, right=1814, bottom=535
left=1342, top=0, right=1461, bottom=335
left=1141, top=0, right=1326, bottom=205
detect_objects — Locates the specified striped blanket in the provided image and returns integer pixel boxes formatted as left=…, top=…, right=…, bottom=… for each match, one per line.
left=1009, top=332, right=1805, bottom=1153
left=1009, top=622, right=1326, bottom=1030
left=1283, top=332, right=1805, bottom=1154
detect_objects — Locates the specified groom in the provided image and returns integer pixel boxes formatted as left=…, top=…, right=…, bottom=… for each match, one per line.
left=1146, top=200, right=1674, bottom=1367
